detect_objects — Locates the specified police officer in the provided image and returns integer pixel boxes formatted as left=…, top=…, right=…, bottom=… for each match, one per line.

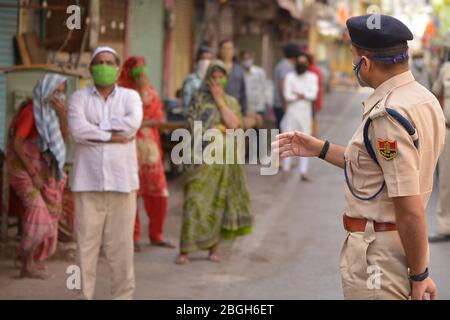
left=274, top=14, right=446, bottom=300
left=430, top=35, right=450, bottom=242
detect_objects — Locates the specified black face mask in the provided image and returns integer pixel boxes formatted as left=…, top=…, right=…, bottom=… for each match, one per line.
left=296, top=63, right=309, bottom=75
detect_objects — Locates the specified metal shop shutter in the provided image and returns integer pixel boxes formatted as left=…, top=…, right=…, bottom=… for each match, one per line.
left=0, top=0, right=18, bottom=150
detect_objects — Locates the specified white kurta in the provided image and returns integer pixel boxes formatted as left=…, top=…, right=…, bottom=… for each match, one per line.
left=68, top=86, right=143, bottom=193
left=281, top=71, right=319, bottom=174
left=281, top=71, right=319, bottom=135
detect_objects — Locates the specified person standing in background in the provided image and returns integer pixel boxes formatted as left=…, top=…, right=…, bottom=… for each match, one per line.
left=6, top=74, right=68, bottom=279
left=176, top=61, right=253, bottom=265
left=218, top=39, right=248, bottom=116
left=273, top=43, right=302, bottom=130
left=280, top=52, right=319, bottom=182
left=241, top=50, right=269, bottom=116
left=118, top=56, right=175, bottom=252
left=241, top=50, right=269, bottom=161
left=68, top=47, right=143, bottom=300
left=411, top=51, right=431, bottom=90
left=182, top=47, right=213, bottom=116
left=429, top=54, right=450, bottom=242
left=304, top=49, right=324, bottom=137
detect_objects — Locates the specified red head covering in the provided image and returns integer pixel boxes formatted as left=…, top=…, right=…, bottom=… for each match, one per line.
left=118, top=56, right=145, bottom=89
left=118, top=56, right=163, bottom=121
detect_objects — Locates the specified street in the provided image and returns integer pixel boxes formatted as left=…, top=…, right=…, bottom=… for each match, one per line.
left=1, top=89, right=449, bottom=300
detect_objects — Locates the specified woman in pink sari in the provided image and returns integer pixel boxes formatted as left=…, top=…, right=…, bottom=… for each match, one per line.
left=6, top=74, right=68, bottom=279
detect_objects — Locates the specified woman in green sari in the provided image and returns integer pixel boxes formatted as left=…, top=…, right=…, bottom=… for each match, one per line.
left=176, top=60, right=253, bottom=265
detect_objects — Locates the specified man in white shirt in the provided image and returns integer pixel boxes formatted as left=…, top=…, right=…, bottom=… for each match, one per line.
left=273, top=43, right=301, bottom=129
left=68, top=47, right=143, bottom=300
left=281, top=52, right=319, bottom=181
left=241, top=50, right=269, bottom=115
left=241, top=51, right=269, bottom=162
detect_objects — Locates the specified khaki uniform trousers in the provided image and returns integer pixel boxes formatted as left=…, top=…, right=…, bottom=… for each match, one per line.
left=74, top=191, right=136, bottom=300
left=339, top=221, right=412, bottom=300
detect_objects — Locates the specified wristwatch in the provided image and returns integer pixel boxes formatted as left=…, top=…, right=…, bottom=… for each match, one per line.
left=408, top=267, right=429, bottom=282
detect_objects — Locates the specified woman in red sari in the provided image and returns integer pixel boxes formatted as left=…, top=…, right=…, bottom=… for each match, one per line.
left=6, top=74, right=68, bottom=279
left=118, top=56, right=174, bottom=251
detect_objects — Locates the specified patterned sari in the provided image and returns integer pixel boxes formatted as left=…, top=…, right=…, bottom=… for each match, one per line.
left=180, top=60, right=253, bottom=254
left=6, top=102, right=67, bottom=262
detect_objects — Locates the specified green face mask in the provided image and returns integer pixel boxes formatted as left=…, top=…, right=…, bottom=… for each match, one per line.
left=220, top=78, right=228, bottom=89
left=131, top=66, right=148, bottom=81
left=91, top=64, right=118, bottom=86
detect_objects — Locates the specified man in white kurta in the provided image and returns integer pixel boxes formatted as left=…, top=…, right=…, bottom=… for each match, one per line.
left=68, top=47, right=143, bottom=300
left=281, top=54, right=319, bottom=180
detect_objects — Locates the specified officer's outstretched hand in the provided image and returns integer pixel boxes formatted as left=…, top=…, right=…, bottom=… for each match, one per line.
left=273, top=131, right=323, bottom=158
left=411, top=277, right=437, bottom=300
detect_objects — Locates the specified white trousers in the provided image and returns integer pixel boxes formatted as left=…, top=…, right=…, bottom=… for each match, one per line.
left=282, top=157, right=309, bottom=174
left=281, top=102, right=312, bottom=175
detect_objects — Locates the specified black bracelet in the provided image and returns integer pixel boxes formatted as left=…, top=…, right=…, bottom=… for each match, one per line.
left=319, top=140, right=330, bottom=160
left=409, top=267, right=429, bottom=282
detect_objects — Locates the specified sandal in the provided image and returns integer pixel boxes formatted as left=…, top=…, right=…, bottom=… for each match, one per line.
left=134, top=242, right=142, bottom=252
left=34, top=262, right=49, bottom=271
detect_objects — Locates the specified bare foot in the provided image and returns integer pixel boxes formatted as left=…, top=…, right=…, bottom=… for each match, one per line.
left=208, top=250, right=221, bottom=263
left=175, top=254, right=190, bottom=265
left=34, top=262, right=49, bottom=271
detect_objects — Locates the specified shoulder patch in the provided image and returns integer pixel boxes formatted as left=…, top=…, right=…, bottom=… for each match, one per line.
left=377, top=139, right=398, bottom=161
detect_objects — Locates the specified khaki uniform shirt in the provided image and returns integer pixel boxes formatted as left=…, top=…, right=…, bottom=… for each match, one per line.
left=344, top=71, right=446, bottom=223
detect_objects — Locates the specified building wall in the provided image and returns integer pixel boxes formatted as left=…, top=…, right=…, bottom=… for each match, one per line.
left=128, top=0, right=165, bottom=94
left=97, top=0, right=127, bottom=61
left=172, top=0, right=195, bottom=96
left=235, top=35, right=263, bottom=65
left=0, top=0, right=18, bottom=150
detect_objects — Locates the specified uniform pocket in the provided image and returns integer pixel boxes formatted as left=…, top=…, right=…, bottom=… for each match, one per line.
left=339, top=227, right=377, bottom=299
left=346, top=147, right=366, bottom=191
left=340, top=233, right=371, bottom=284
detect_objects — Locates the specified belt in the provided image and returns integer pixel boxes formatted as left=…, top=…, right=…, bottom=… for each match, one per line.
left=343, top=214, right=397, bottom=232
